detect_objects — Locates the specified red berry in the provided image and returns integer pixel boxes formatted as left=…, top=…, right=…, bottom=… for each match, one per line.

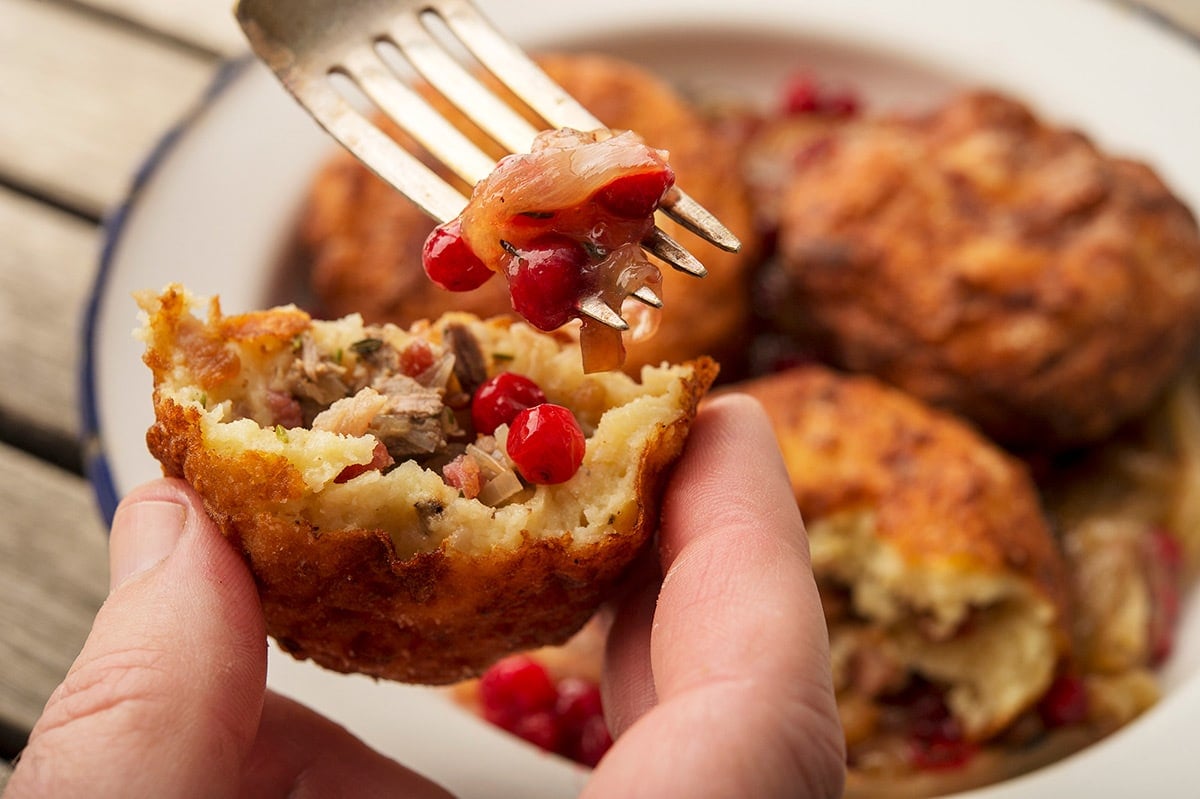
left=1037, top=673, right=1090, bottom=728
left=555, top=678, right=604, bottom=733
left=782, top=74, right=821, bottom=115
left=422, top=219, right=494, bottom=291
left=593, top=167, right=675, bottom=218
left=478, top=655, right=558, bottom=729
left=908, top=734, right=977, bottom=771
left=506, top=403, right=586, bottom=484
left=471, top=372, right=548, bottom=435
left=822, top=90, right=860, bottom=117
left=1145, top=527, right=1184, bottom=665
left=511, top=710, right=562, bottom=753
left=506, top=238, right=587, bottom=331
left=574, top=715, right=613, bottom=767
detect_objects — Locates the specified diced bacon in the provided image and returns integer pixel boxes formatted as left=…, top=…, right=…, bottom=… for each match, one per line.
left=443, top=453, right=484, bottom=499
left=400, top=339, right=436, bottom=377
left=266, top=389, right=303, bottom=428
left=334, top=439, right=394, bottom=483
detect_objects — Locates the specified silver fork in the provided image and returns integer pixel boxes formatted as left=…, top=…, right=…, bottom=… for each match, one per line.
left=235, top=0, right=741, bottom=332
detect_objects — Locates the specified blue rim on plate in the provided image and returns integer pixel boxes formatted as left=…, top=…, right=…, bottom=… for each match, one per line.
left=80, top=55, right=252, bottom=525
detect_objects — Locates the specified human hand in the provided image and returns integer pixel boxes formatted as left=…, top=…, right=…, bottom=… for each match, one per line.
left=6, top=394, right=843, bottom=799
left=5, top=478, right=455, bottom=799
left=587, top=394, right=846, bottom=798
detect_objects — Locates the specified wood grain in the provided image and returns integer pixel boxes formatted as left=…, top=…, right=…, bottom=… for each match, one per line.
left=73, top=0, right=248, bottom=58
left=0, top=442, right=108, bottom=736
left=0, top=188, right=99, bottom=451
left=0, top=0, right=218, bottom=217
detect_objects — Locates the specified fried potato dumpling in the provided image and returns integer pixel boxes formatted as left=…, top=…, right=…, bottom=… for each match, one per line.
left=736, top=365, right=1071, bottom=748
left=300, top=52, right=759, bottom=374
left=761, top=91, right=1200, bottom=449
left=138, top=285, right=716, bottom=684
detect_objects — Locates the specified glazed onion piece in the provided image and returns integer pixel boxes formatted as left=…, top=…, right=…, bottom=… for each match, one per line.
left=422, top=129, right=676, bottom=373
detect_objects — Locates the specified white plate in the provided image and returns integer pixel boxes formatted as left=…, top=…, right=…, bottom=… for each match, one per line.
left=83, top=1, right=1200, bottom=796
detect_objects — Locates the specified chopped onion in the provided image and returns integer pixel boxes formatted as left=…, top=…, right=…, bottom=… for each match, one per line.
left=477, top=468, right=525, bottom=506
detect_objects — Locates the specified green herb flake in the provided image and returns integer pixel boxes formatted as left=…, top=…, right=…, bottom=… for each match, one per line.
left=350, top=337, right=384, bottom=356
left=492, top=352, right=515, bottom=362
left=334, top=348, right=344, bottom=365
left=518, top=211, right=555, bottom=220
left=582, top=241, right=607, bottom=260
left=499, top=239, right=520, bottom=257
left=274, top=425, right=289, bottom=443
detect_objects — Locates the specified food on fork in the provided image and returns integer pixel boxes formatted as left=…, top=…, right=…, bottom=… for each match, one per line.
left=423, top=127, right=675, bottom=373
left=137, top=284, right=716, bottom=683
left=736, top=366, right=1072, bottom=774
left=755, top=91, right=1200, bottom=449
left=299, top=53, right=758, bottom=375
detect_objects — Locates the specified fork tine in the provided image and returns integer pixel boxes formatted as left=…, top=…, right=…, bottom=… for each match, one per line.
left=632, top=286, right=664, bottom=308
left=577, top=296, right=629, bottom=330
left=340, top=47, right=496, bottom=186
left=432, top=0, right=741, bottom=254
left=643, top=228, right=708, bottom=278
left=661, top=193, right=743, bottom=253
left=385, top=11, right=540, bottom=155
left=291, top=78, right=470, bottom=223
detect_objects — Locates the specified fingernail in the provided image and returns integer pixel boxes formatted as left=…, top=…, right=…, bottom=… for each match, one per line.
left=109, top=499, right=187, bottom=591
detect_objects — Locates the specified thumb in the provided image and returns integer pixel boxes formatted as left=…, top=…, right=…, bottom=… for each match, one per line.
left=8, top=478, right=267, bottom=798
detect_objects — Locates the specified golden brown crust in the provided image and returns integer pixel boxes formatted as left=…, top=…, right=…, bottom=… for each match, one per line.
left=300, top=52, right=759, bottom=374
left=762, top=91, right=1200, bottom=449
left=142, top=286, right=716, bottom=683
left=735, top=365, right=1071, bottom=741
left=737, top=365, right=1069, bottom=610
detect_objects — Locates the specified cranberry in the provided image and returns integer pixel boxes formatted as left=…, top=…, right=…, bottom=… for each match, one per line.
left=506, top=239, right=587, bottom=331
left=781, top=72, right=861, bottom=118
left=782, top=73, right=822, bottom=115
left=506, top=403, right=586, bottom=485
left=471, top=372, right=547, bottom=435
left=898, top=682, right=977, bottom=771
left=1037, top=673, right=1090, bottom=728
left=555, top=678, right=604, bottom=731
left=593, top=167, right=675, bottom=218
left=555, top=678, right=612, bottom=766
left=1145, top=527, right=1185, bottom=665
left=422, top=219, right=494, bottom=292
left=908, top=733, right=977, bottom=771
left=511, top=709, right=562, bottom=752
left=479, top=655, right=558, bottom=730
left=574, top=715, right=614, bottom=767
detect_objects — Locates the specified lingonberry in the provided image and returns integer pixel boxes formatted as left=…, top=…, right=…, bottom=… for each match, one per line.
left=506, top=238, right=587, bottom=331
left=478, top=655, right=558, bottom=730
left=574, top=714, right=614, bottom=767
left=1037, top=673, right=1090, bottom=728
left=593, top=167, right=675, bottom=218
left=471, top=372, right=547, bottom=435
left=506, top=403, right=586, bottom=484
left=422, top=219, right=494, bottom=291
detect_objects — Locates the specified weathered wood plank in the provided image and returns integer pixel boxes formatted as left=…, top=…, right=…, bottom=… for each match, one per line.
left=72, top=0, right=248, bottom=58
left=0, top=188, right=99, bottom=453
left=0, top=442, right=108, bottom=736
left=0, top=0, right=219, bottom=217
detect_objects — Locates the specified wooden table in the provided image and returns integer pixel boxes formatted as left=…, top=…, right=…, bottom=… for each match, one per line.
left=2, top=0, right=1198, bottom=790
